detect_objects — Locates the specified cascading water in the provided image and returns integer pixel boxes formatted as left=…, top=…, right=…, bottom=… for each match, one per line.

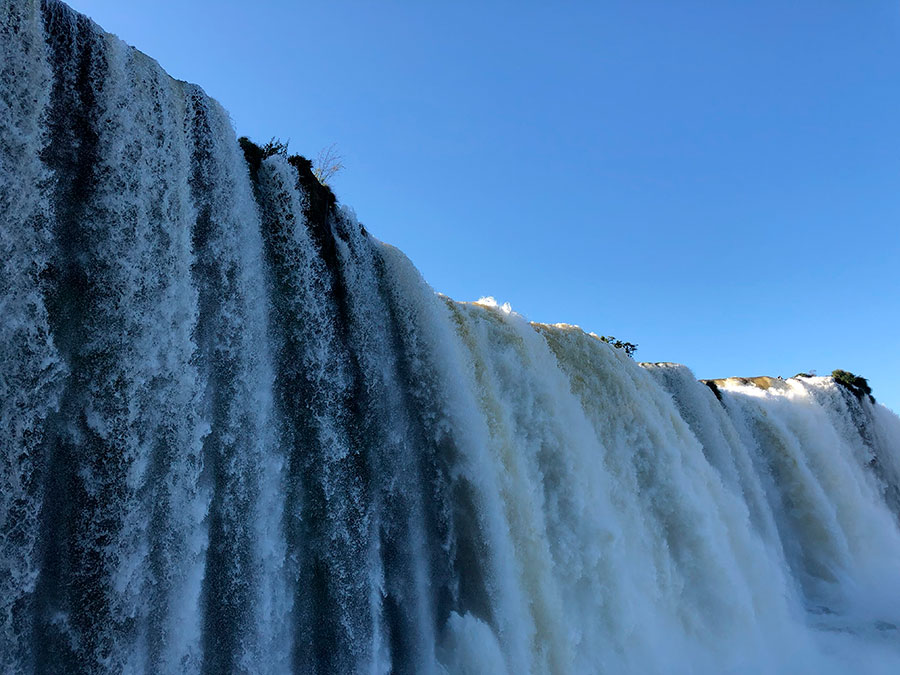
left=2, top=1, right=900, bottom=672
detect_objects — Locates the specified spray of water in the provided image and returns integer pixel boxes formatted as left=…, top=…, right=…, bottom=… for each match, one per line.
left=2, top=1, right=900, bottom=672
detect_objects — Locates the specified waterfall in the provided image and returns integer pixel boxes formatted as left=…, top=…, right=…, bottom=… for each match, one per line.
left=2, top=1, right=900, bottom=672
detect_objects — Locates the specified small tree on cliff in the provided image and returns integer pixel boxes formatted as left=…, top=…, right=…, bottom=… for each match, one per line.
left=312, top=144, right=344, bottom=185
left=599, top=336, right=638, bottom=358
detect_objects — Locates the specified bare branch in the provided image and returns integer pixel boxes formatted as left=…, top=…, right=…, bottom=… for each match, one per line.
left=312, top=143, right=344, bottom=185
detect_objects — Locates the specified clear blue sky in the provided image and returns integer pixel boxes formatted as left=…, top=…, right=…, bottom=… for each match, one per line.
left=67, top=0, right=900, bottom=412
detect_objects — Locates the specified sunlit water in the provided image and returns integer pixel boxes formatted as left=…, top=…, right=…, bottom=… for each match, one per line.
left=3, top=1, right=900, bottom=672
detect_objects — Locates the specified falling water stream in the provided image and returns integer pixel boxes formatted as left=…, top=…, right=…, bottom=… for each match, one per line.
left=3, top=1, right=900, bottom=672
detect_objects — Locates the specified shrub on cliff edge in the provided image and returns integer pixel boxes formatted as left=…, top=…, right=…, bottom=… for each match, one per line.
left=599, top=336, right=638, bottom=358
left=832, top=369, right=875, bottom=404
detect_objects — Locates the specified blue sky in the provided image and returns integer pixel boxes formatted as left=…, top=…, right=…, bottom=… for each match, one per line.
left=68, top=0, right=900, bottom=412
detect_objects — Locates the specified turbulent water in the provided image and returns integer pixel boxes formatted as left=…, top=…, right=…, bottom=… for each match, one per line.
left=3, top=1, right=900, bottom=673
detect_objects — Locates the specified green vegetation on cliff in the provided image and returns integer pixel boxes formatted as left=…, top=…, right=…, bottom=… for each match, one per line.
left=599, top=336, right=638, bottom=358
left=832, top=369, right=875, bottom=404
left=238, top=136, right=338, bottom=220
